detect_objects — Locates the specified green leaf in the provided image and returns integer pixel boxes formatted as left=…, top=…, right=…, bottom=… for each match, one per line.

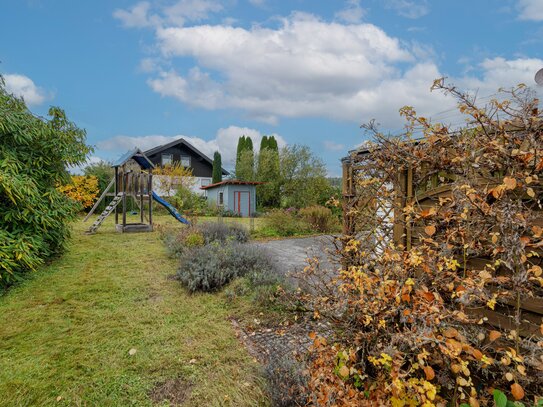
left=493, top=389, right=508, bottom=407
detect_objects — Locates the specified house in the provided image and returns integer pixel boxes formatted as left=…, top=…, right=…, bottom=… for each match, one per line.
left=201, top=180, right=262, bottom=217
left=144, top=138, right=229, bottom=194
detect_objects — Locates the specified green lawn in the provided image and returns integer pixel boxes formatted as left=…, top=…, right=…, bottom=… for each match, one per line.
left=0, top=214, right=268, bottom=406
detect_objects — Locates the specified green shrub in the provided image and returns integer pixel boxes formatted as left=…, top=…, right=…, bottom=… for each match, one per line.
left=263, top=209, right=308, bottom=237
left=198, top=222, right=249, bottom=244
left=83, top=160, right=114, bottom=211
left=0, top=79, right=91, bottom=286
left=163, top=222, right=249, bottom=257
left=184, top=230, right=205, bottom=247
left=175, top=185, right=212, bottom=216
left=162, top=226, right=204, bottom=257
left=299, top=205, right=340, bottom=233
left=176, top=242, right=277, bottom=292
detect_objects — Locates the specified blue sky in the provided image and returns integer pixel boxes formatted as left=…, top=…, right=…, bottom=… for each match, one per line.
left=1, top=0, right=542, bottom=175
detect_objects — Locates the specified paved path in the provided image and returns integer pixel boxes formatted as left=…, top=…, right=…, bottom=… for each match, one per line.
left=253, top=235, right=339, bottom=276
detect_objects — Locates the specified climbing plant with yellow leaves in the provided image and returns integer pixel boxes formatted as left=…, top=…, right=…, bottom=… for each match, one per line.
left=295, top=81, right=543, bottom=406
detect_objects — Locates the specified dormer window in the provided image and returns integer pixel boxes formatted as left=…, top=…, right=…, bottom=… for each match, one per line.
left=161, top=153, right=172, bottom=166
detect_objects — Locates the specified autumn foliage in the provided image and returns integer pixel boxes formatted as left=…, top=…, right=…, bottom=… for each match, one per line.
left=57, top=175, right=99, bottom=210
left=292, top=82, right=543, bottom=406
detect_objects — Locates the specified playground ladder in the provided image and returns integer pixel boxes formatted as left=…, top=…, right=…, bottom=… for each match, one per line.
left=85, top=193, right=123, bottom=234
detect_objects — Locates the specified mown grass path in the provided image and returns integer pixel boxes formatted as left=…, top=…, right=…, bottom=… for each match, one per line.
left=0, top=216, right=267, bottom=406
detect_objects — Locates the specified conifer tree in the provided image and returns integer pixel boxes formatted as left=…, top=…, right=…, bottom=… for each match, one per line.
left=268, top=136, right=278, bottom=152
left=245, top=136, right=254, bottom=152
left=235, top=136, right=246, bottom=177
left=212, top=151, right=222, bottom=184
left=259, top=135, right=269, bottom=152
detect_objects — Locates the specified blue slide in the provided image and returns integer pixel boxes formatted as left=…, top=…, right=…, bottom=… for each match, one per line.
left=152, top=191, right=190, bottom=225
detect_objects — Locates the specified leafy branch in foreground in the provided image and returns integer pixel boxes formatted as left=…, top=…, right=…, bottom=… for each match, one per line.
left=289, top=81, right=543, bottom=406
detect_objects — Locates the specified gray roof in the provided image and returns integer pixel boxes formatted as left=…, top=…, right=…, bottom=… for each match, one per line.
left=144, top=137, right=229, bottom=175
left=112, top=148, right=155, bottom=169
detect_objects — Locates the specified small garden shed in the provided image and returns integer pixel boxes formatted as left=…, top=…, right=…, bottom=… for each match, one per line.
left=201, top=180, right=262, bottom=217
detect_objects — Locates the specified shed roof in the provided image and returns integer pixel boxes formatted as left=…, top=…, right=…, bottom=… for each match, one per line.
left=200, top=179, right=264, bottom=190
left=144, top=137, right=229, bottom=175
left=112, top=148, right=155, bottom=169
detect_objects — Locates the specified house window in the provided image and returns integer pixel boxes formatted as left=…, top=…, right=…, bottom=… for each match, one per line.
left=161, top=153, right=173, bottom=166
left=201, top=178, right=211, bottom=187
left=180, top=155, right=191, bottom=167
left=219, top=192, right=224, bottom=205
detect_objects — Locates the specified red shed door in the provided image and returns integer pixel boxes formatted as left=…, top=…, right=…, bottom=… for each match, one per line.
left=234, top=191, right=250, bottom=217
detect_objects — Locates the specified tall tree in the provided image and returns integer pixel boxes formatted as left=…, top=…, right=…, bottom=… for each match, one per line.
left=256, top=148, right=281, bottom=207
left=256, top=135, right=281, bottom=207
left=0, top=78, right=91, bottom=286
left=235, top=135, right=247, bottom=177
left=245, top=136, right=254, bottom=152
left=279, top=144, right=330, bottom=208
left=212, top=151, right=222, bottom=184
left=236, top=149, right=254, bottom=181
left=268, top=136, right=278, bottom=152
left=235, top=135, right=245, bottom=174
left=259, top=135, right=269, bottom=152
left=235, top=135, right=255, bottom=180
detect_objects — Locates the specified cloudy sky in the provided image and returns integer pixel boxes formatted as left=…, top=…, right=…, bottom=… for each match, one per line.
left=2, top=0, right=542, bottom=175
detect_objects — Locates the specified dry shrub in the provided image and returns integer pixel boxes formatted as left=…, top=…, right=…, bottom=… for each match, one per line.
left=264, top=208, right=308, bottom=236
left=264, top=353, right=308, bottom=407
left=299, top=205, right=339, bottom=233
left=292, top=82, right=543, bottom=406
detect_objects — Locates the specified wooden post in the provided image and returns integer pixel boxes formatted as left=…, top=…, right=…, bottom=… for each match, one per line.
left=148, top=173, right=153, bottom=227
left=393, top=169, right=407, bottom=248
left=84, top=177, right=114, bottom=222
left=114, top=166, right=119, bottom=225
left=406, top=165, right=413, bottom=251
left=342, top=159, right=355, bottom=236
left=140, top=173, right=144, bottom=224
left=122, top=172, right=127, bottom=227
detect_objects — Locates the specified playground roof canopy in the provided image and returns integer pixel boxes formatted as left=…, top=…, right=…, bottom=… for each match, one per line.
left=112, top=148, right=155, bottom=170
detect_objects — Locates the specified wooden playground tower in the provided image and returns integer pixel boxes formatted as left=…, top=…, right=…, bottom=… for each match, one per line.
left=85, top=148, right=155, bottom=234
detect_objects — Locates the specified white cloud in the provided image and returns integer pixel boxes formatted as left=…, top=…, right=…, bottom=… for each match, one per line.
left=148, top=10, right=542, bottom=128
left=113, top=2, right=155, bottom=28
left=2, top=73, right=49, bottom=106
left=69, top=155, right=107, bottom=175
left=383, top=0, right=429, bottom=19
left=460, top=57, right=543, bottom=98
left=113, top=0, right=223, bottom=28
left=97, top=126, right=286, bottom=169
left=138, top=57, right=161, bottom=73
left=248, top=0, right=266, bottom=7
left=163, top=0, right=223, bottom=25
left=518, top=0, right=543, bottom=21
left=323, top=141, right=345, bottom=151
left=335, top=0, right=366, bottom=24
left=149, top=13, right=421, bottom=125
left=118, top=4, right=541, bottom=129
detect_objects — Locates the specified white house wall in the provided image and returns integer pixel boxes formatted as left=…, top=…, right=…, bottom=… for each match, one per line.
left=152, top=176, right=212, bottom=197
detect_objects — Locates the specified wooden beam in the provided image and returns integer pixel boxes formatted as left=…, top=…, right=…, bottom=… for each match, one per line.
left=84, top=177, right=115, bottom=222
left=114, top=166, right=119, bottom=225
